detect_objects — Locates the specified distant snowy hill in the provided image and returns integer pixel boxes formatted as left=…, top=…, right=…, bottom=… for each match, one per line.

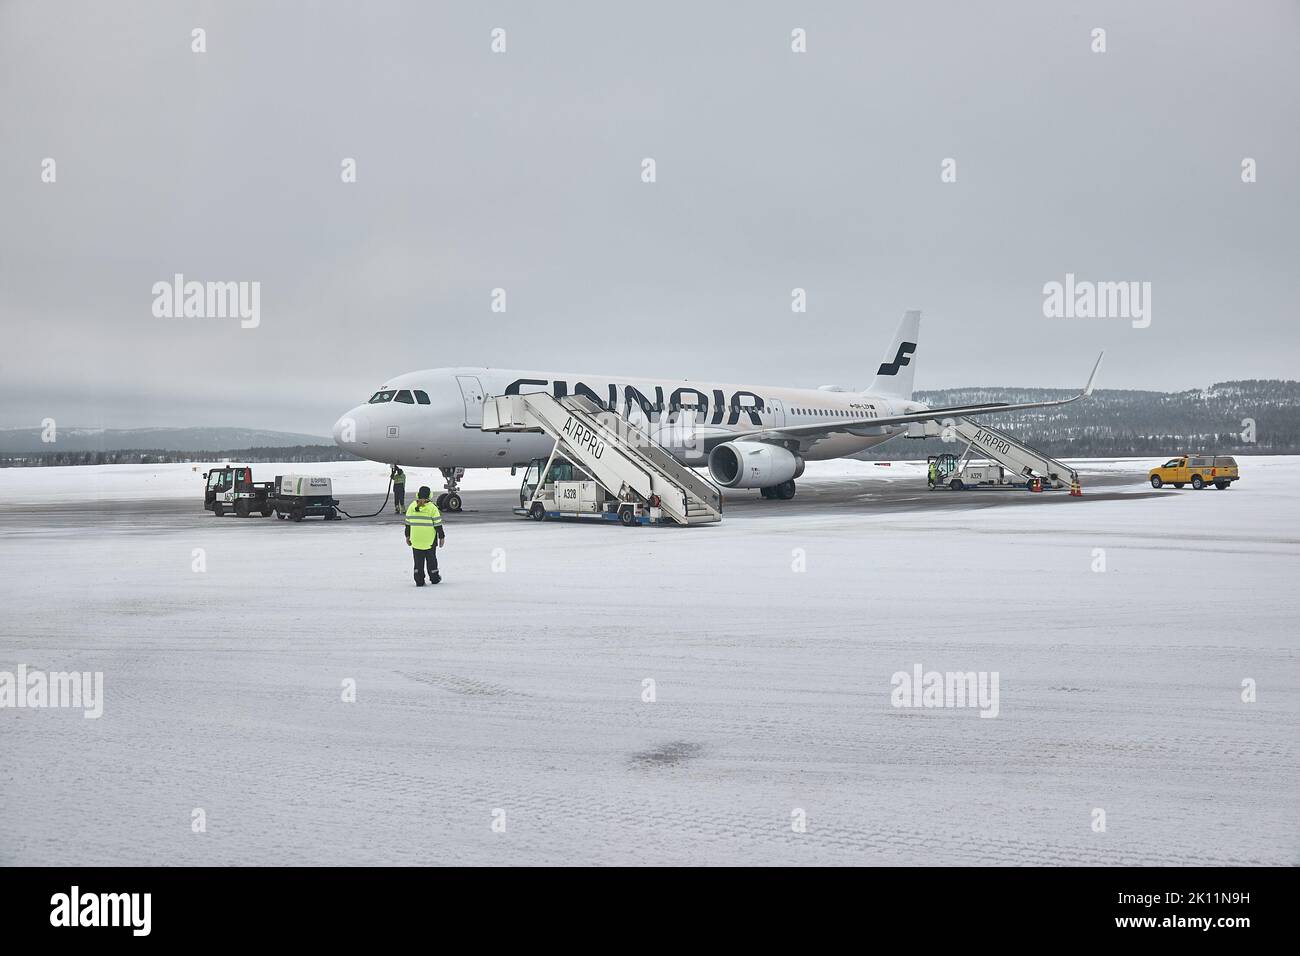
left=0, top=426, right=329, bottom=454
left=876, top=379, right=1300, bottom=458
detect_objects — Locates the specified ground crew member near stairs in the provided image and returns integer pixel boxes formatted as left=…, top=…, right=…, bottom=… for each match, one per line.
left=391, top=464, right=406, bottom=514
left=405, top=486, right=445, bottom=586
left=928, top=459, right=938, bottom=489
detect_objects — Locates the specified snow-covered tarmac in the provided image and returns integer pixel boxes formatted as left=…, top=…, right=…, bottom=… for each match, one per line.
left=1, top=458, right=1296, bottom=865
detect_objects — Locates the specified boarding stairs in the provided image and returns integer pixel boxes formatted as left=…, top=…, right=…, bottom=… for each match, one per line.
left=481, top=393, right=723, bottom=525
left=951, top=418, right=1079, bottom=489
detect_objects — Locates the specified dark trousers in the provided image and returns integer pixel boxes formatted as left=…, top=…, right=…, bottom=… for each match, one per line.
left=393, top=485, right=405, bottom=510
left=412, top=546, right=438, bottom=583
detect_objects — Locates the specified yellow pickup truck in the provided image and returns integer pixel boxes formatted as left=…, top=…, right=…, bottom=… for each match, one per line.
left=1149, top=455, right=1239, bottom=490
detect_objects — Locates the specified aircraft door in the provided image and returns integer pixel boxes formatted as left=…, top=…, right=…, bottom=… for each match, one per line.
left=456, top=375, right=485, bottom=427
left=765, top=398, right=786, bottom=428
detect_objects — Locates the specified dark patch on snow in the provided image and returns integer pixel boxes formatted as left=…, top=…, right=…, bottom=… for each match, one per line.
left=398, top=671, right=510, bottom=697
left=630, top=741, right=704, bottom=768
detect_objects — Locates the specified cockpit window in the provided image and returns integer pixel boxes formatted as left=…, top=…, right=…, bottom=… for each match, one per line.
left=413, top=390, right=430, bottom=405
left=369, top=390, right=395, bottom=403
left=394, top=390, right=415, bottom=404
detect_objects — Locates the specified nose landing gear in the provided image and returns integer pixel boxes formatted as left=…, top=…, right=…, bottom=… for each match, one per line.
left=436, top=467, right=465, bottom=512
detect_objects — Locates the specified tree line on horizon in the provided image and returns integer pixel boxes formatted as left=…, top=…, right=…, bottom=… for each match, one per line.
left=0, top=444, right=362, bottom=469
left=3, top=380, right=1298, bottom=467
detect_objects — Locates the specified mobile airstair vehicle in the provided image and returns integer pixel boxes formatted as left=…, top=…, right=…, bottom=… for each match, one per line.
left=922, top=418, right=1081, bottom=493
left=481, top=392, right=722, bottom=526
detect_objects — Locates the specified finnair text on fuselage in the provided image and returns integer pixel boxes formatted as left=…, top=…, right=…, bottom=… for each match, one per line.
left=505, top=376, right=778, bottom=426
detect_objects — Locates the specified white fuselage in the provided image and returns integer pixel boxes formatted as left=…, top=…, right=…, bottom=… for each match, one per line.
left=332, top=367, right=925, bottom=469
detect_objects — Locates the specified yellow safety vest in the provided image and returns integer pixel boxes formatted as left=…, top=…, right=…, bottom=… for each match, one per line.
left=405, top=500, right=442, bottom=550
left=392, top=470, right=406, bottom=486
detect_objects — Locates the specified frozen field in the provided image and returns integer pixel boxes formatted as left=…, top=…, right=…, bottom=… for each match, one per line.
left=1, top=457, right=1297, bottom=865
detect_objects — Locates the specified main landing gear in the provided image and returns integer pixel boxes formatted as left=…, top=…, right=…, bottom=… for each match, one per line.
left=760, top=480, right=797, bottom=500
left=436, top=466, right=465, bottom=512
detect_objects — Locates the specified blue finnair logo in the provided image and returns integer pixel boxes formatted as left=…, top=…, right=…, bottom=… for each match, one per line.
left=877, top=342, right=917, bottom=376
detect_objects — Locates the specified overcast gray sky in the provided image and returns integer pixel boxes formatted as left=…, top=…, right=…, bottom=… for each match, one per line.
left=2, top=0, right=1296, bottom=435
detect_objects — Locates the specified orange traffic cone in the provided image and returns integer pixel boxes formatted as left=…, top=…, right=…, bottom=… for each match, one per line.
left=1069, top=479, right=1082, bottom=497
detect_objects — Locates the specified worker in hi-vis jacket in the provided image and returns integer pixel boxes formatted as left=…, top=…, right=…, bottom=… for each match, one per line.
left=404, top=485, right=445, bottom=586
left=391, top=464, right=407, bottom=514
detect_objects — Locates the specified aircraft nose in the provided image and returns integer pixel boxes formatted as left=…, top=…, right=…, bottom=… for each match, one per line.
left=333, top=406, right=370, bottom=450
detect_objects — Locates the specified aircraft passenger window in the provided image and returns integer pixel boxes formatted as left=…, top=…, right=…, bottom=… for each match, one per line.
left=369, top=390, right=395, bottom=403
left=413, top=390, right=431, bottom=404
left=394, top=390, right=415, bottom=404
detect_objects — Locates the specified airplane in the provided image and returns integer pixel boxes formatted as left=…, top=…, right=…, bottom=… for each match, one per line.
left=332, top=311, right=1103, bottom=511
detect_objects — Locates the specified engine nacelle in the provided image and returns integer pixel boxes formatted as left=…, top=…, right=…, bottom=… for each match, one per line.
left=707, top=441, right=804, bottom=489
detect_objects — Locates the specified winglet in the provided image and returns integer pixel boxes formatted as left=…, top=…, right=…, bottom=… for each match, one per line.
left=1083, top=352, right=1104, bottom=397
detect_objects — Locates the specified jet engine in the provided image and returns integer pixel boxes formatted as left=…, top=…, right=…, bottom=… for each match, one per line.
left=707, top=441, right=804, bottom=488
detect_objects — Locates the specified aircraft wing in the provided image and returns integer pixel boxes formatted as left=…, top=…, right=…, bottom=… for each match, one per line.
left=731, top=353, right=1104, bottom=445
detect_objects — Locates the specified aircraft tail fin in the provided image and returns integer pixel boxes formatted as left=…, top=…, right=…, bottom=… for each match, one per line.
left=867, top=310, right=921, bottom=399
